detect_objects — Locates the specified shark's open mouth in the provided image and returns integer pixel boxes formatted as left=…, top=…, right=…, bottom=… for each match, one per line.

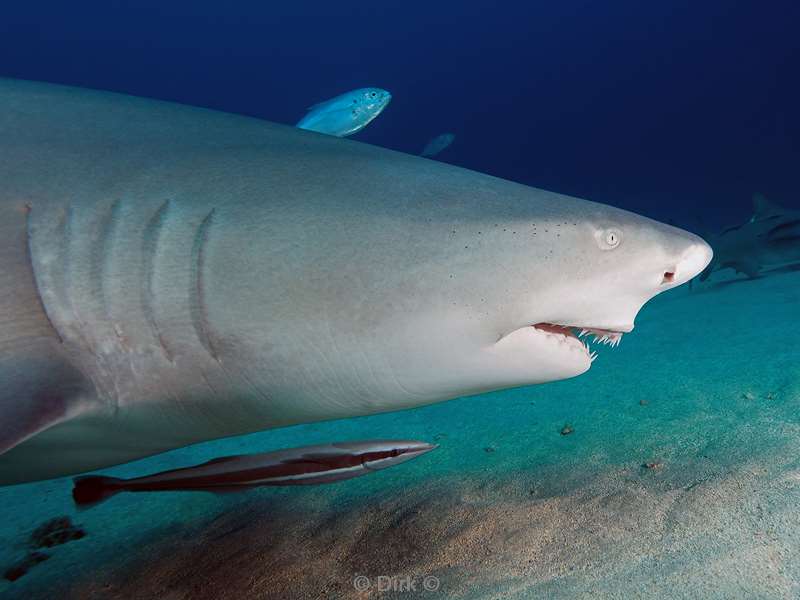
left=533, top=323, right=624, bottom=362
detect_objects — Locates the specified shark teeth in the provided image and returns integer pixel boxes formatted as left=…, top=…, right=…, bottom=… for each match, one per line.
left=532, top=323, right=624, bottom=362
left=577, top=328, right=623, bottom=357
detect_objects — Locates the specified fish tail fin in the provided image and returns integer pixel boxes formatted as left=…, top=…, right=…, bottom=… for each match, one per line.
left=72, top=475, right=125, bottom=509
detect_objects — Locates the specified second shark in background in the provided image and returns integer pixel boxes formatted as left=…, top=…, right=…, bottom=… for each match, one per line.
left=699, top=193, right=800, bottom=282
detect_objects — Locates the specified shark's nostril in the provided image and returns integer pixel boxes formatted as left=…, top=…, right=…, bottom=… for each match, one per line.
left=661, top=271, right=675, bottom=284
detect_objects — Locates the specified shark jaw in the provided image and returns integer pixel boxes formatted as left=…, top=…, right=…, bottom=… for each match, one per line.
left=531, top=322, right=628, bottom=363
left=486, top=318, right=631, bottom=388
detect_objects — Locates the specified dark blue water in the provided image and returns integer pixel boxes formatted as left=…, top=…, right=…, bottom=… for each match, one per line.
left=1, top=1, right=797, bottom=229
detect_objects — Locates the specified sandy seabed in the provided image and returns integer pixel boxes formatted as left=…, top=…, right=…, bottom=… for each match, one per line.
left=1, top=267, right=799, bottom=599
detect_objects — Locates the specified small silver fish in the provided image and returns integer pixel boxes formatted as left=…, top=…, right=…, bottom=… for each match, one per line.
left=420, top=133, right=455, bottom=157
left=296, top=87, right=392, bottom=137
left=72, top=439, right=435, bottom=508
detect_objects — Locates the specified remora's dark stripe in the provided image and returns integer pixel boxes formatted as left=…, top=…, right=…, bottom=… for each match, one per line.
left=141, top=200, right=174, bottom=361
left=189, top=208, right=220, bottom=361
left=121, top=449, right=400, bottom=491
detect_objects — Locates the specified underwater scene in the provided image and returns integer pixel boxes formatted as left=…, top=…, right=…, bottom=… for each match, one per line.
left=1, top=2, right=799, bottom=598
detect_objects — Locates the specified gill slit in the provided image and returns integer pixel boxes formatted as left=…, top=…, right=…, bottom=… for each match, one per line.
left=190, top=208, right=221, bottom=363
left=95, top=199, right=122, bottom=339
left=24, top=204, right=63, bottom=344
left=142, top=200, right=175, bottom=362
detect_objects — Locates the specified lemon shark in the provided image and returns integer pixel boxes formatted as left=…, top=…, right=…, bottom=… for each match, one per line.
left=0, top=79, right=711, bottom=485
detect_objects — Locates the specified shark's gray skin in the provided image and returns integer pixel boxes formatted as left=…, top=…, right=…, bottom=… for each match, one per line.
left=0, top=79, right=711, bottom=485
left=698, top=194, right=800, bottom=282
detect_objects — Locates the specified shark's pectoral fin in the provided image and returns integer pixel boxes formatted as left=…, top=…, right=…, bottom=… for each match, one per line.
left=726, top=259, right=761, bottom=279
left=0, top=352, right=90, bottom=457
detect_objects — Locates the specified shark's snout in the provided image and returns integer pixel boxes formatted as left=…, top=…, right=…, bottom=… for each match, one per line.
left=663, top=240, right=713, bottom=286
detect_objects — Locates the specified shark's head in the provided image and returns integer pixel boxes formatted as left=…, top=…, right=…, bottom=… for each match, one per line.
left=365, top=188, right=714, bottom=405
left=212, top=151, right=713, bottom=419
left=491, top=206, right=712, bottom=380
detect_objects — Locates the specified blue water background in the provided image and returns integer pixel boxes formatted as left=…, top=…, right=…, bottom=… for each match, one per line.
left=1, top=0, right=798, bottom=228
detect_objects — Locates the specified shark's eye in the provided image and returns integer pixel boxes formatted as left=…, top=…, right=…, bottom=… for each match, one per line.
left=598, top=228, right=622, bottom=249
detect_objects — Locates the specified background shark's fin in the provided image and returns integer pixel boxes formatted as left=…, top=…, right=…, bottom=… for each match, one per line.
left=752, top=193, right=784, bottom=221
left=728, top=259, right=761, bottom=279
left=0, top=349, right=90, bottom=457
left=765, top=219, right=800, bottom=242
